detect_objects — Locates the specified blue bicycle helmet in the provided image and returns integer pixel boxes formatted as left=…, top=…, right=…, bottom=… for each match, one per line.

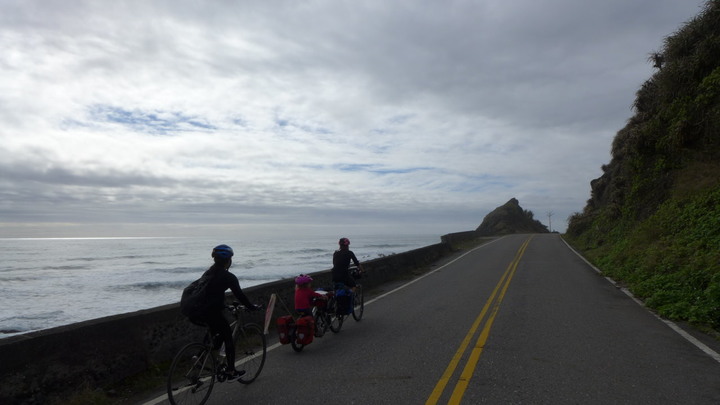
left=212, top=244, right=234, bottom=259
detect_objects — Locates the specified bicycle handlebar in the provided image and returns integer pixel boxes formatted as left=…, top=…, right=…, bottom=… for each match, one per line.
left=227, top=302, right=264, bottom=312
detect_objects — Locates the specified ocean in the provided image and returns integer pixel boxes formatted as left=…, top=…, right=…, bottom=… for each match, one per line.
left=0, top=233, right=441, bottom=339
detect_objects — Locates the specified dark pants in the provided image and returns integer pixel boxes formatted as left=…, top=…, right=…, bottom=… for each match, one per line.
left=193, top=311, right=236, bottom=371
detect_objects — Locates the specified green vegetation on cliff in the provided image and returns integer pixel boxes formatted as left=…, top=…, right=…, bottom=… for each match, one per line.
left=566, top=1, right=720, bottom=332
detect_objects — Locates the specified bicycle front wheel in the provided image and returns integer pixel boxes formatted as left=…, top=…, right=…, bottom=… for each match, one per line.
left=313, top=307, right=327, bottom=337
left=167, top=342, right=216, bottom=405
left=352, top=285, right=364, bottom=321
left=233, top=323, right=267, bottom=384
left=290, top=327, right=305, bottom=352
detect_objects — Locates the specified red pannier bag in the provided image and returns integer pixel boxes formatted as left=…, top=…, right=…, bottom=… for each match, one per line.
left=276, top=315, right=294, bottom=345
left=295, top=315, right=315, bottom=345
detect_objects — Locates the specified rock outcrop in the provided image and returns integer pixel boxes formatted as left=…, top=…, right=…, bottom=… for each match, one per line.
left=476, top=198, right=549, bottom=236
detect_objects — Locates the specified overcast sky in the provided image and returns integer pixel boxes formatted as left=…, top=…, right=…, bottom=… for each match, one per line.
left=0, top=0, right=707, bottom=238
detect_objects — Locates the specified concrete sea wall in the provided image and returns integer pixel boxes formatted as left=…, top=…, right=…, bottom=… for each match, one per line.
left=0, top=232, right=484, bottom=404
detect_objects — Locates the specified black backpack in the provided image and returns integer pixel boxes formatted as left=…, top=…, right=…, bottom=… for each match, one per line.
left=180, top=273, right=215, bottom=319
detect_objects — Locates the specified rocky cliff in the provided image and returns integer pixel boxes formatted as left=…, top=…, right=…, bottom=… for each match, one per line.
left=476, top=198, right=549, bottom=236
left=565, top=1, right=720, bottom=331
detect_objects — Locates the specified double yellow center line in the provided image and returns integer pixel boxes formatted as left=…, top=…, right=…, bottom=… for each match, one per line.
left=426, top=236, right=533, bottom=405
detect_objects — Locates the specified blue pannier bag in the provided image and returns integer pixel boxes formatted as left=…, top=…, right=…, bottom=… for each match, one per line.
left=335, top=288, right=353, bottom=315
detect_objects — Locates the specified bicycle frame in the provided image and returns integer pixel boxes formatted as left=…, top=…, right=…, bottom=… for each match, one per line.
left=167, top=303, right=267, bottom=404
left=331, top=269, right=365, bottom=328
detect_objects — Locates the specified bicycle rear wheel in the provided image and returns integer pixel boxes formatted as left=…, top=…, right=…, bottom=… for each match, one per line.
left=352, top=285, right=364, bottom=321
left=167, top=342, right=216, bottom=405
left=327, top=297, right=344, bottom=333
left=233, top=323, right=267, bottom=384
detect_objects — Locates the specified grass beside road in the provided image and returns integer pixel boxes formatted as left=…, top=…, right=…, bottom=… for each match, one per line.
left=564, top=188, right=720, bottom=338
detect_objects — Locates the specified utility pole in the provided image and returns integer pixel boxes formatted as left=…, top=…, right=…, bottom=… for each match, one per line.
left=547, top=211, right=554, bottom=233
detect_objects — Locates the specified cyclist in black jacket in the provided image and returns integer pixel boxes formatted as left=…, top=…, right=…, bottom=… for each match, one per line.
left=331, top=237, right=364, bottom=290
left=190, top=244, right=259, bottom=380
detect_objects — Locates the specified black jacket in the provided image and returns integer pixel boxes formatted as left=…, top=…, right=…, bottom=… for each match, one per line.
left=202, top=264, right=253, bottom=312
left=331, top=249, right=359, bottom=283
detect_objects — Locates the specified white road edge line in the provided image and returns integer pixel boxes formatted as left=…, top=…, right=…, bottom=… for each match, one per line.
left=561, top=237, right=720, bottom=365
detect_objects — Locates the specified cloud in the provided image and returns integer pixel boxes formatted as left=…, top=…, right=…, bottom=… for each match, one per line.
left=0, top=0, right=707, bottom=236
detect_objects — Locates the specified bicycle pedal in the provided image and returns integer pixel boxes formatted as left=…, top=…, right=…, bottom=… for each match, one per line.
left=224, top=370, right=246, bottom=381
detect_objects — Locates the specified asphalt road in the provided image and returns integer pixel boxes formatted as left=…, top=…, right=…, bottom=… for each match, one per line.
left=147, top=234, right=720, bottom=404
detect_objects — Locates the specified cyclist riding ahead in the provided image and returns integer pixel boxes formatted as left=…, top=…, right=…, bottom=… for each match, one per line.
left=331, top=237, right=364, bottom=291
left=185, top=244, right=260, bottom=381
